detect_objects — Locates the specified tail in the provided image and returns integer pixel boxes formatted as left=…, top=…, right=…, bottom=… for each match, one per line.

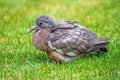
left=87, top=37, right=110, bottom=52
left=100, top=47, right=108, bottom=52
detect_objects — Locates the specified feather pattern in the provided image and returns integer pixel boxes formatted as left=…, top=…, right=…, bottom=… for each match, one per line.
left=49, top=21, right=109, bottom=57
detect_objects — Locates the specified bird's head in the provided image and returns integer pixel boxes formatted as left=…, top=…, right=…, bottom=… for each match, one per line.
left=27, top=15, right=55, bottom=33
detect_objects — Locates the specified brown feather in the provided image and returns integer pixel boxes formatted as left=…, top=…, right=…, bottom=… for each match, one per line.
left=32, top=28, right=52, bottom=53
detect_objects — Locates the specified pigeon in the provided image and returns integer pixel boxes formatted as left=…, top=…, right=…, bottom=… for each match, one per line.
left=27, top=15, right=109, bottom=62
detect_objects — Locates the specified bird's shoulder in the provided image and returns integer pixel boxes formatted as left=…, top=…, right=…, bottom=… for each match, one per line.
left=55, top=20, right=83, bottom=28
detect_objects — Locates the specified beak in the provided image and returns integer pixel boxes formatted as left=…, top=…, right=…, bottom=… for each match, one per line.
left=26, top=25, right=40, bottom=34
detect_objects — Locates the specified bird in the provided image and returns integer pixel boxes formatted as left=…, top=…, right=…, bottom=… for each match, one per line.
left=27, top=15, right=110, bottom=62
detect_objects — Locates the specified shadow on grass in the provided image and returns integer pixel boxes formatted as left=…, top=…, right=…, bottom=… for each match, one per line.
left=32, top=52, right=49, bottom=63
left=31, top=51, right=108, bottom=64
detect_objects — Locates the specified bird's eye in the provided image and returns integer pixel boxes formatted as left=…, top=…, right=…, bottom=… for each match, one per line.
left=39, top=23, right=42, bottom=25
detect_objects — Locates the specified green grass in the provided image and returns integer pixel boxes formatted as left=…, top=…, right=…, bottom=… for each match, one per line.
left=0, top=0, right=120, bottom=80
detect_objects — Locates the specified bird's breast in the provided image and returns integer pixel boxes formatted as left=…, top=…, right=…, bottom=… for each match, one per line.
left=32, top=29, right=52, bottom=52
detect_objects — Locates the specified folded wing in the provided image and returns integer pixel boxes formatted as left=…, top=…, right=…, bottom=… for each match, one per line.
left=48, top=21, right=109, bottom=57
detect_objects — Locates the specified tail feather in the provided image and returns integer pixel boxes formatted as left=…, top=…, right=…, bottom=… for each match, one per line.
left=93, top=37, right=109, bottom=46
left=87, top=37, right=110, bottom=52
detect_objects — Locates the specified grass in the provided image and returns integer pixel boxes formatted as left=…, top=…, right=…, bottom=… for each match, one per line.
left=0, top=0, right=120, bottom=80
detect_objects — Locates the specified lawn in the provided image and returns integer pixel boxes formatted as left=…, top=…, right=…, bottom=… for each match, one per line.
left=0, top=0, right=120, bottom=80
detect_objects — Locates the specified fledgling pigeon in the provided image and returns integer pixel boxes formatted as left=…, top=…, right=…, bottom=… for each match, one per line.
left=27, top=15, right=109, bottom=62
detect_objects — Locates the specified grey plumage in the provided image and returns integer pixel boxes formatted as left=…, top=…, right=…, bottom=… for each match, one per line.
left=27, top=15, right=110, bottom=62
left=49, top=21, right=109, bottom=57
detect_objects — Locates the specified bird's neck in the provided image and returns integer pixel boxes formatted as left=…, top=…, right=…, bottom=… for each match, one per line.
left=32, top=28, right=52, bottom=53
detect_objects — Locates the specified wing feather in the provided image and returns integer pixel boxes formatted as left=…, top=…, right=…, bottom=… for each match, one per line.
left=48, top=20, right=109, bottom=57
left=48, top=21, right=95, bottom=56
